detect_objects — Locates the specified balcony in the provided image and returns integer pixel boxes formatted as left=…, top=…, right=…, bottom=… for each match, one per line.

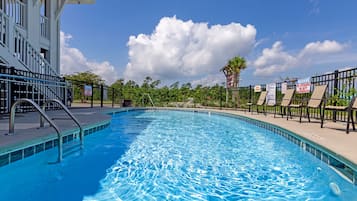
left=40, top=15, right=48, bottom=39
left=0, top=0, right=26, bottom=29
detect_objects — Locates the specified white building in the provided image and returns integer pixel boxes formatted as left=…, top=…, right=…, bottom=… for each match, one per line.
left=0, top=0, right=94, bottom=76
left=0, top=0, right=94, bottom=113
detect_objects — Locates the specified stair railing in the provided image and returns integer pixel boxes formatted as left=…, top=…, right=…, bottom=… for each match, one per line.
left=14, top=28, right=58, bottom=76
left=8, top=98, right=63, bottom=162
left=0, top=6, right=58, bottom=77
left=0, top=9, right=9, bottom=47
left=41, top=99, right=84, bottom=149
left=1, top=0, right=26, bottom=29
left=142, top=93, right=155, bottom=107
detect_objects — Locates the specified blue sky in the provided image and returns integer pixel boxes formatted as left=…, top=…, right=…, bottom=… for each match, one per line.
left=60, top=0, right=357, bottom=86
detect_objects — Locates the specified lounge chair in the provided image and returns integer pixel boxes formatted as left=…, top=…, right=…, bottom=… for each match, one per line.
left=322, top=97, right=357, bottom=134
left=275, top=89, right=295, bottom=119
left=252, top=91, right=267, bottom=114
left=288, top=84, right=327, bottom=126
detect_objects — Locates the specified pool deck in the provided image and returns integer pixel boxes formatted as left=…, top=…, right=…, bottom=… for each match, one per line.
left=207, top=108, right=357, bottom=166
left=0, top=106, right=357, bottom=170
left=0, top=107, right=113, bottom=154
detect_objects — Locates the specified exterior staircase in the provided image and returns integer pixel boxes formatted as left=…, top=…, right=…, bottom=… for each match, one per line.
left=0, top=1, right=66, bottom=113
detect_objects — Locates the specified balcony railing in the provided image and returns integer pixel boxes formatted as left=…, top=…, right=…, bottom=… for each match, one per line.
left=0, top=0, right=26, bottom=28
left=40, top=15, right=48, bottom=39
left=14, top=28, right=58, bottom=76
left=0, top=9, right=9, bottom=47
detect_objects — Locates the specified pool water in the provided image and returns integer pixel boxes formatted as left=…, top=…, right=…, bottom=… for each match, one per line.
left=0, top=110, right=356, bottom=200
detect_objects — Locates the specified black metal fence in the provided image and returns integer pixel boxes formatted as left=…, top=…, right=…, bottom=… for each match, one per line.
left=236, top=67, right=357, bottom=122
left=1, top=63, right=357, bottom=123
left=65, top=79, right=122, bottom=108
left=0, top=65, right=122, bottom=114
left=0, top=65, right=67, bottom=113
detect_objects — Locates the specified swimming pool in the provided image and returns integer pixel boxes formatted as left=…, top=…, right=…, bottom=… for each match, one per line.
left=0, top=109, right=356, bottom=200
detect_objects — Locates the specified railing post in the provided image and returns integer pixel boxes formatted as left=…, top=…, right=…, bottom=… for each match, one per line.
left=7, top=13, right=14, bottom=53
left=249, top=85, right=252, bottom=112
left=112, top=88, right=115, bottom=108
left=90, top=83, right=94, bottom=108
left=9, top=66, right=15, bottom=109
left=63, top=78, right=67, bottom=105
left=220, top=86, right=223, bottom=110
left=333, top=70, right=339, bottom=121
left=100, top=85, right=104, bottom=108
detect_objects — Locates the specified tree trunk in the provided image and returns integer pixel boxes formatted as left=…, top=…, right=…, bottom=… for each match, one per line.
left=231, top=72, right=238, bottom=102
left=236, top=72, right=241, bottom=107
left=226, top=88, right=228, bottom=104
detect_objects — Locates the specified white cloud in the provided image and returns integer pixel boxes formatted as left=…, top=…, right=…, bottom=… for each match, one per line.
left=191, top=74, right=226, bottom=87
left=253, top=41, right=297, bottom=75
left=299, top=40, right=345, bottom=56
left=252, top=40, right=347, bottom=76
left=124, top=16, right=256, bottom=83
left=60, top=31, right=119, bottom=84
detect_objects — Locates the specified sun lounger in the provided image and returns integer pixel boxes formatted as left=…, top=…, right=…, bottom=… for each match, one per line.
left=322, top=96, right=357, bottom=133
left=275, top=89, right=295, bottom=119
left=252, top=91, right=267, bottom=114
left=288, top=84, right=327, bottom=126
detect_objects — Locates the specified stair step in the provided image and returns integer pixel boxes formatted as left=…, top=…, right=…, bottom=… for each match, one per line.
left=63, top=145, right=82, bottom=158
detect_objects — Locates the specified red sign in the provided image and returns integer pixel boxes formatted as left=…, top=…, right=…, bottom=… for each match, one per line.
left=296, top=77, right=311, bottom=94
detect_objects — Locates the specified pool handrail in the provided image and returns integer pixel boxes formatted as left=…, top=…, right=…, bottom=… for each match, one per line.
left=41, top=99, right=84, bottom=149
left=8, top=98, right=63, bottom=162
left=142, top=93, right=155, bottom=107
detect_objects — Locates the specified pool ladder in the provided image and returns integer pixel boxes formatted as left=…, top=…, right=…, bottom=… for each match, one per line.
left=142, top=93, right=155, bottom=107
left=8, top=98, right=83, bottom=163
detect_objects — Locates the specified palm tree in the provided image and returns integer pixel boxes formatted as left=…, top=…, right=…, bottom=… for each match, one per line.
left=221, top=56, right=247, bottom=107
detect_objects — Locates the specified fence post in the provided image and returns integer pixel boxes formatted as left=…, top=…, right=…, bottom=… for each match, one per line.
left=90, top=83, right=94, bottom=108
left=112, top=88, right=115, bottom=108
left=9, top=67, right=15, bottom=111
left=333, top=70, right=339, bottom=121
left=63, top=77, right=67, bottom=105
left=249, top=85, right=252, bottom=112
left=220, top=86, right=223, bottom=110
left=100, top=85, right=104, bottom=108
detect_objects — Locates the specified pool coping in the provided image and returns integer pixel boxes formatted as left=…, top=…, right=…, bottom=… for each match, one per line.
left=0, top=119, right=111, bottom=167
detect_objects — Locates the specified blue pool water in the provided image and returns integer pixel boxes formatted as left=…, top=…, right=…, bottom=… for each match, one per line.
left=0, top=110, right=356, bottom=200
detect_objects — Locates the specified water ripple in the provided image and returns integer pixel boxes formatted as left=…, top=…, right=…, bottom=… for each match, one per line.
left=84, top=111, right=356, bottom=201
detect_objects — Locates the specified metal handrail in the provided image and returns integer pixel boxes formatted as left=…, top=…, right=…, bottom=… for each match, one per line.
left=8, top=98, right=63, bottom=162
left=142, top=93, right=155, bottom=107
left=41, top=99, right=84, bottom=149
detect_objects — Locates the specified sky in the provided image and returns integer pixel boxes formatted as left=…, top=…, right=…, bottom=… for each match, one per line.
left=60, top=0, right=357, bottom=87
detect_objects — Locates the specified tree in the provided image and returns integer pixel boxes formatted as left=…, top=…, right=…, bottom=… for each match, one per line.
left=65, top=71, right=104, bottom=85
left=64, top=71, right=104, bottom=103
left=222, top=56, right=247, bottom=107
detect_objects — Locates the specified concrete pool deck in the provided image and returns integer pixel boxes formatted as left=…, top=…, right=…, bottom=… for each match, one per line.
left=0, top=107, right=357, bottom=175
left=207, top=109, right=357, bottom=165
left=0, top=107, right=112, bottom=155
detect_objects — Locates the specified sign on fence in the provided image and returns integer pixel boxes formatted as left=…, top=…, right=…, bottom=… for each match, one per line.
left=281, top=82, right=287, bottom=94
left=296, top=77, right=311, bottom=93
left=266, top=83, right=276, bottom=106
left=254, top=85, right=262, bottom=92
left=84, top=85, right=92, bottom=97
left=103, top=88, right=108, bottom=100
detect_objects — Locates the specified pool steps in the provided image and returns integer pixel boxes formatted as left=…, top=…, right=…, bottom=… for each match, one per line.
left=0, top=120, right=110, bottom=168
